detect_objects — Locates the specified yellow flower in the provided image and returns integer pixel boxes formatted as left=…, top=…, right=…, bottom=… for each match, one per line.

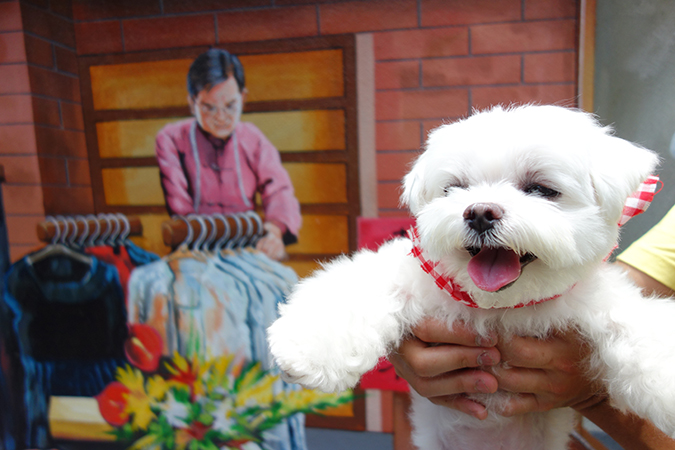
left=276, top=389, right=352, bottom=415
left=174, top=429, right=193, bottom=449
left=205, top=354, right=237, bottom=392
left=165, top=352, right=209, bottom=399
left=116, top=366, right=168, bottom=431
left=235, top=370, right=278, bottom=409
left=127, top=433, right=162, bottom=450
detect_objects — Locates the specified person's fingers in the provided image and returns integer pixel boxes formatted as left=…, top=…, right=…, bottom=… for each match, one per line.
left=428, top=394, right=490, bottom=420
left=491, top=345, right=604, bottom=414
left=262, top=221, right=282, bottom=238
left=412, top=317, right=498, bottom=347
left=497, top=335, right=558, bottom=369
left=497, top=330, right=588, bottom=370
left=495, top=393, right=541, bottom=417
left=491, top=365, right=551, bottom=395
left=394, top=336, right=500, bottom=377
left=392, top=350, right=499, bottom=398
left=256, top=237, right=276, bottom=254
left=255, top=234, right=286, bottom=260
left=489, top=392, right=597, bottom=418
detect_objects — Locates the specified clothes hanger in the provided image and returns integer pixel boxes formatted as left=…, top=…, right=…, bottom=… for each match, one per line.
left=75, top=215, right=90, bottom=249
left=26, top=216, right=92, bottom=265
left=85, top=214, right=101, bottom=248
left=226, top=214, right=243, bottom=251
left=186, top=214, right=209, bottom=261
left=165, top=215, right=195, bottom=261
left=117, top=213, right=130, bottom=245
left=105, top=214, right=121, bottom=247
left=202, top=215, right=218, bottom=255
left=212, top=213, right=234, bottom=257
left=96, top=213, right=112, bottom=247
left=65, top=216, right=79, bottom=247
left=246, top=211, right=264, bottom=248
left=236, top=212, right=255, bottom=249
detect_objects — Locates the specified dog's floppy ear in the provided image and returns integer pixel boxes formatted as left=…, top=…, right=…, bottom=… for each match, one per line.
left=589, top=133, right=660, bottom=223
left=400, top=153, right=430, bottom=215
left=401, top=123, right=452, bottom=215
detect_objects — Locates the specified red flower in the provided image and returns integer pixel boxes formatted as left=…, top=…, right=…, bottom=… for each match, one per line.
left=165, top=354, right=202, bottom=401
left=224, top=440, right=253, bottom=449
left=187, top=421, right=211, bottom=441
left=96, top=382, right=131, bottom=427
left=124, top=324, right=163, bottom=372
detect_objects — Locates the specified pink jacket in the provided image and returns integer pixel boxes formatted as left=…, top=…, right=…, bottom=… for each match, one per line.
left=155, top=119, right=301, bottom=240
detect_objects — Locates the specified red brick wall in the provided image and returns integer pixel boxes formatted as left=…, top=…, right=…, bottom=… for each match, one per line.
left=4, top=0, right=579, bottom=258
left=1, top=0, right=91, bottom=260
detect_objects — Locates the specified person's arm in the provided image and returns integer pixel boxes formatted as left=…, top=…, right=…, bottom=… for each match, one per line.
left=248, top=125, right=301, bottom=241
left=579, top=398, right=675, bottom=450
left=616, top=260, right=675, bottom=297
left=155, top=127, right=196, bottom=216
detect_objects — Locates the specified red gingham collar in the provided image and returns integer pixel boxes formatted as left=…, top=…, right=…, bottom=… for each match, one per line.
left=408, top=175, right=661, bottom=309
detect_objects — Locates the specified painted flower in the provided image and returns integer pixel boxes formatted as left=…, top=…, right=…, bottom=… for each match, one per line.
left=186, top=420, right=212, bottom=441
left=96, top=381, right=131, bottom=427
left=125, top=323, right=163, bottom=372
left=212, top=397, right=236, bottom=434
left=100, top=325, right=354, bottom=450
left=234, top=365, right=277, bottom=409
left=158, top=391, right=190, bottom=429
left=117, top=365, right=168, bottom=430
left=165, top=352, right=208, bottom=400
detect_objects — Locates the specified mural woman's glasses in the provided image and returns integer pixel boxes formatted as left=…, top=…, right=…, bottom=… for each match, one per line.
left=196, top=97, right=241, bottom=117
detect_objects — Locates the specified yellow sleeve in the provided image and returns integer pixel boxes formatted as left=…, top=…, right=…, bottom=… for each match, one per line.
left=617, top=206, right=675, bottom=291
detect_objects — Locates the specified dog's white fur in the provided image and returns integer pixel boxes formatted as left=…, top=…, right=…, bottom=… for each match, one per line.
left=268, top=105, right=675, bottom=449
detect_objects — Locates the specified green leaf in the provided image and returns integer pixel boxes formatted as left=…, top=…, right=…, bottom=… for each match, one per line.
left=173, top=387, right=191, bottom=403
left=197, top=412, right=214, bottom=427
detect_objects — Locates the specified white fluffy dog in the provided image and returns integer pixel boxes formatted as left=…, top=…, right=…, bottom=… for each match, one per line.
left=268, top=105, right=675, bottom=449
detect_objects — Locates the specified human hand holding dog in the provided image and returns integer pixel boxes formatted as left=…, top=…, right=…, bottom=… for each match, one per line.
left=393, top=321, right=675, bottom=449
left=491, top=330, right=606, bottom=416
left=390, top=317, right=501, bottom=420
left=391, top=318, right=602, bottom=420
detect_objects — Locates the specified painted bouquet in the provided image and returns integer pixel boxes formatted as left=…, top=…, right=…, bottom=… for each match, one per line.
left=96, top=324, right=352, bottom=450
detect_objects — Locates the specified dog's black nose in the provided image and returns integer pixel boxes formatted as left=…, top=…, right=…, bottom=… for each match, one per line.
left=464, top=203, right=504, bottom=234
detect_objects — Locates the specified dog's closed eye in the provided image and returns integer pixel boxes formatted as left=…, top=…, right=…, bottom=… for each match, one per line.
left=522, top=183, right=561, bottom=199
left=443, top=180, right=468, bottom=195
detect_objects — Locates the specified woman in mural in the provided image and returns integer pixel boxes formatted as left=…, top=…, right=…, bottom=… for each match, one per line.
left=155, top=49, right=301, bottom=261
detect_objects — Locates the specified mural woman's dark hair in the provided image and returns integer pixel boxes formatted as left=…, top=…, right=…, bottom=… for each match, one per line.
left=187, top=48, right=245, bottom=97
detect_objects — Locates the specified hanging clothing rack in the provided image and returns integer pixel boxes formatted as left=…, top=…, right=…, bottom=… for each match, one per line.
left=5, top=213, right=158, bottom=449
left=162, top=212, right=264, bottom=250
left=36, top=214, right=143, bottom=244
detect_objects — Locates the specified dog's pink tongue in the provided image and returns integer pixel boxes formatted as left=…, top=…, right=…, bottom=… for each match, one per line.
left=467, top=247, right=521, bottom=292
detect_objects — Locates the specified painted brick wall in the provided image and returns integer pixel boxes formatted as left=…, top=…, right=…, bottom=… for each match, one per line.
left=72, top=0, right=579, bottom=217
left=0, top=0, right=91, bottom=261
left=4, top=0, right=580, bottom=258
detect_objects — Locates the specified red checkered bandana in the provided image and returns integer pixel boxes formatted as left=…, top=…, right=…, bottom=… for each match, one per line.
left=618, top=175, right=661, bottom=226
left=408, top=175, right=661, bottom=309
left=408, top=227, right=481, bottom=308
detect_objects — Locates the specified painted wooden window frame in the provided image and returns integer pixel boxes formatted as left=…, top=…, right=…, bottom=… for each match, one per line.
left=79, top=34, right=362, bottom=252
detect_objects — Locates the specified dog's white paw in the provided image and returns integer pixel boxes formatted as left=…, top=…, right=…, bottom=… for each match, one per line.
left=268, top=315, right=377, bottom=393
left=273, top=355, right=361, bottom=393
left=266, top=245, right=406, bottom=393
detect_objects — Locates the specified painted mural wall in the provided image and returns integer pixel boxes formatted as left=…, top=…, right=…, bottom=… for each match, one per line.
left=0, top=0, right=581, bottom=448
